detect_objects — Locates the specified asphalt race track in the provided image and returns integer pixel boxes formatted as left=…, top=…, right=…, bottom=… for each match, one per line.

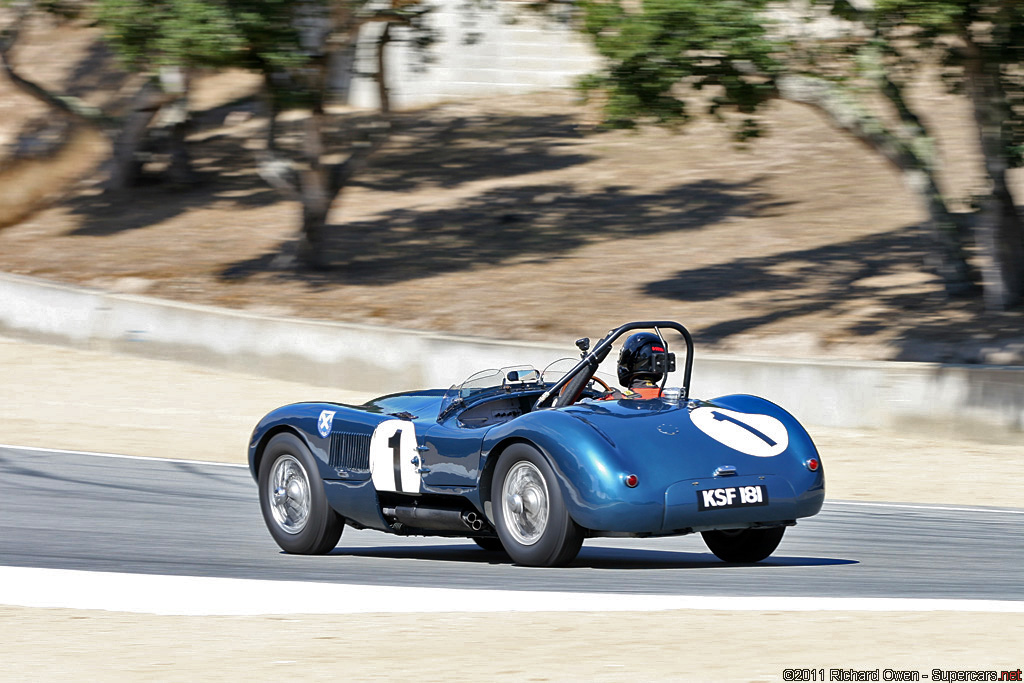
left=1, top=445, right=1022, bottom=601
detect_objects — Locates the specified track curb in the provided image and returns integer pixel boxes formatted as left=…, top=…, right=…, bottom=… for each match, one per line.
left=1, top=271, right=1021, bottom=441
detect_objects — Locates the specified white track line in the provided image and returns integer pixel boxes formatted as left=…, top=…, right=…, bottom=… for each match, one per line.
left=826, top=500, right=1024, bottom=515
left=1, top=566, right=1022, bottom=616
left=4, top=443, right=1023, bottom=515
left=0, top=443, right=246, bottom=468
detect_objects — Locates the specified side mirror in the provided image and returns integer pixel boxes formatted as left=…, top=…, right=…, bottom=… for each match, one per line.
left=575, top=337, right=591, bottom=357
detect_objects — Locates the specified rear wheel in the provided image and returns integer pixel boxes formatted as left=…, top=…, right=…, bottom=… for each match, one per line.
left=701, top=526, right=785, bottom=563
left=492, top=443, right=583, bottom=567
left=258, top=432, right=344, bottom=554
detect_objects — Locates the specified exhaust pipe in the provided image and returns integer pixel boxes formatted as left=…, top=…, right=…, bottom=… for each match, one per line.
left=384, top=505, right=485, bottom=533
left=463, top=511, right=484, bottom=531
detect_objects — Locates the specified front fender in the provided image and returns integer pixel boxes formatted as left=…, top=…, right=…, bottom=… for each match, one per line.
left=248, top=401, right=388, bottom=482
left=248, top=405, right=325, bottom=481
left=248, top=402, right=395, bottom=533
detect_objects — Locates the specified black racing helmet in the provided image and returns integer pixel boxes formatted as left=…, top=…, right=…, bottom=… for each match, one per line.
left=617, top=332, right=669, bottom=387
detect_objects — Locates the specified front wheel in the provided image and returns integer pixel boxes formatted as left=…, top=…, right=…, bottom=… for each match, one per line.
left=492, top=443, right=583, bottom=567
left=258, top=432, right=344, bottom=554
left=701, top=526, right=785, bottom=563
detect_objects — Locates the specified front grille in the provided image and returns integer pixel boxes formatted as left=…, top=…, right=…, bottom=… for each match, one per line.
left=329, top=431, right=371, bottom=471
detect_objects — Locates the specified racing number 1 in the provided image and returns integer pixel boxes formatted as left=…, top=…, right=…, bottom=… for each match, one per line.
left=371, top=420, right=421, bottom=494
left=388, top=432, right=403, bottom=492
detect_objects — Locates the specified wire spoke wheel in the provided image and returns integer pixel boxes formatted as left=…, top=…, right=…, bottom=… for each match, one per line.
left=258, top=433, right=344, bottom=555
left=492, top=443, right=583, bottom=567
left=268, top=454, right=311, bottom=534
left=501, top=461, right=550, bottom=545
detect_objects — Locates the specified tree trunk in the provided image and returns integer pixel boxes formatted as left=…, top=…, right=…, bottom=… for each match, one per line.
left=105, top=79, right=182, bottom=191
left=157, top=66, right=193, bottom=187
left=376, top=22, right=392, bottom=113
left=875, top=70, right=979, bottom=291
left=297, top=111, right=332, bottom=268
left=255, top=3, right=395, bottom=269
left=107, top=80, right=165, bottom=190
left=2, top=7, right=183, bottom=192
left=777, top=74, right=977, bottom=295
left=0, top=4, right=106, bottom=125
left=963, top=40, right=1024, bottom=310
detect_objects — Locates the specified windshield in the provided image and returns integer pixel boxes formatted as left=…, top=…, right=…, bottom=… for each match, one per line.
left=438, top=365, right=543, bottom=417
left=541, top=358, right=617, bottom=389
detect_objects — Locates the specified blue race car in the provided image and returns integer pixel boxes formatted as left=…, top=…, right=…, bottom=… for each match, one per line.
left=249, top=321, right=824, bottom=567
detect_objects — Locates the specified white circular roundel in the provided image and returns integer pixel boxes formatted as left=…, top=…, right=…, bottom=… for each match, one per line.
left=690, top=407, right=789, bottom=457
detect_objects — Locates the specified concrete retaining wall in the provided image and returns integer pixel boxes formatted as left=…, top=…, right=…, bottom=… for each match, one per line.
left=2, top=272, right=1022, bottom=443
left=345, top=0, right=600, bottom=109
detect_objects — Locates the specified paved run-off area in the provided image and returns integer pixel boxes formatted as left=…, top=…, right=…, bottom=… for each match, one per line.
left=2, top=334, right=1022, bottom=680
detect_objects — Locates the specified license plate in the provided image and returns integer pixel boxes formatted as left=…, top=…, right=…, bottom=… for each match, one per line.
left=697, top=485, right=769, bottom=510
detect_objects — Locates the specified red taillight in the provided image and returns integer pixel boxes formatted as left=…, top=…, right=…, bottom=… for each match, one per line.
left=806, top=458, right=820, bottom=472
left=625, top=474, right=639, bottom=488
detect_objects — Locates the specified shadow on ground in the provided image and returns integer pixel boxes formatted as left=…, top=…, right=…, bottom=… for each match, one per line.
left=221, top=177, right=785, bottom=285
left=329, top=543, right=857, bottom=571
left=349, top=113, right=595, bottom=193
left=60, top=108, right=608, bottom=237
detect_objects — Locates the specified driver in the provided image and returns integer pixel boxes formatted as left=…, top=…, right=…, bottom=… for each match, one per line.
left=605, top=332, right=667, bottom=399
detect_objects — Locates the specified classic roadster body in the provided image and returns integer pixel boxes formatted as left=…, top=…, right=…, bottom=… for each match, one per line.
left=249, top=321, right=824, bottom=567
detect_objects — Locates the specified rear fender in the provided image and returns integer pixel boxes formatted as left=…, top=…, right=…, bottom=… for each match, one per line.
left=481, top=410, right=664, bottom=531
left=708, top=393, right=825, bottom=509
left=708, top=394, right=822, bottom=465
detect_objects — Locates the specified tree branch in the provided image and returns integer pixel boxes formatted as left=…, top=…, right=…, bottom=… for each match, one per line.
left=777, top=72, right=977, bottom=293
left=328, top=120, right=390, bottom=195
left=0, top=2, right=112, bottom=126
left=776, top=74, right=915, bottom=169
left=256, top=150, right=302, bottom=200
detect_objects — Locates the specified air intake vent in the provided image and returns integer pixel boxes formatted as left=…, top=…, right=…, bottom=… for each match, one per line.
left=329, top=431, right=371, bottom=471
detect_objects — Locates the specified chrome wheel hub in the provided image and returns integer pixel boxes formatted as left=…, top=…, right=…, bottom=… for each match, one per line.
left=501, top=461, right=549, bottom=546
left=268, top=454, right=311, bottom=535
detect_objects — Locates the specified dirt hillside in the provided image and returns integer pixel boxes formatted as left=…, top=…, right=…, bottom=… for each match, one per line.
left=2, top=16, right=1023, bottom=365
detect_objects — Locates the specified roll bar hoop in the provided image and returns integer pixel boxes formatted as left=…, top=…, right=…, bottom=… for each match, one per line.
left=533, top=320, right=695, bottom=410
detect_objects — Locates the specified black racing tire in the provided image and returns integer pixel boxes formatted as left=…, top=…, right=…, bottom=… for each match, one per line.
left=472, top=537, right=506, bottom=552
left=258, top=432, right=344, bottom=555
left=492, top=443, right=583, bottom=567
left=701, top=526, right=785, bottom=563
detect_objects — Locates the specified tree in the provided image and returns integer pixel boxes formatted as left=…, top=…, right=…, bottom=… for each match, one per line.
left=247, top=0, right=433, bottom=267
left=868, top=0, right=1024, bottom=309
left=95, top=0, right=430, bottom=264
left=577, top=0, right=1024, bottom=308
left=0, top=0, right=226, bottom=189
left=2, top=0, right=431, bottom=265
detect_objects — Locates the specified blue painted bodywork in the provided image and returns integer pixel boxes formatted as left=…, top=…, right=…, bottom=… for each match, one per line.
left=248, top=387, right=824, bottom=538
